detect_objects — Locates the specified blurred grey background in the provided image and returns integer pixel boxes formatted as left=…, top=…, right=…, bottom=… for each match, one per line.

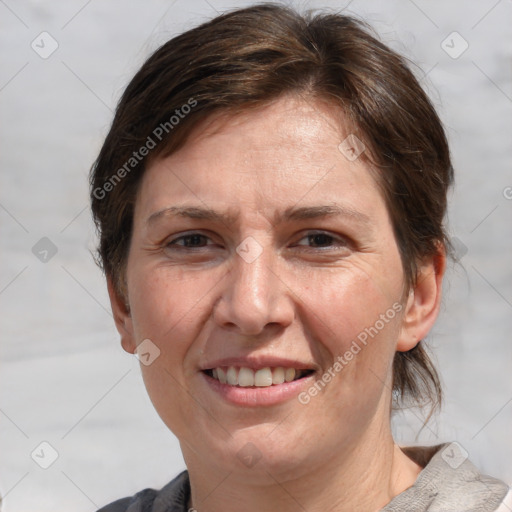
left=1, top=0, right=511, bottom=510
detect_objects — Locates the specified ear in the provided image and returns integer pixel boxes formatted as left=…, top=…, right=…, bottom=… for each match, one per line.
left=396, top=246, right=446, bottom=352
left=107, top=276, right=136, bottom=354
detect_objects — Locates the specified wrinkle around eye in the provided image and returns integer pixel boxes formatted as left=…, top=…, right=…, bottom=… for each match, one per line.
left=140, top=225, right=375, bottom=264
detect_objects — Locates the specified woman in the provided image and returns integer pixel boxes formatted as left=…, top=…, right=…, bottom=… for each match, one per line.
left=90, top=3, right=510, bottom=511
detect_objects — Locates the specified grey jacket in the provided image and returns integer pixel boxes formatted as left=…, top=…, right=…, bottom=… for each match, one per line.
left=97, top=442, right=511, bottom=511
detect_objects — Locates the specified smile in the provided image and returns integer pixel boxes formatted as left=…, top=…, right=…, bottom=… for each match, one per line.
left=204, top=366, right=314, bottom=387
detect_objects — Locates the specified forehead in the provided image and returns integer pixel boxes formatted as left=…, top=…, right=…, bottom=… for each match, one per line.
left=135, top=95, right=384, bottom=222
left=174, top=95, right=352, bottom=162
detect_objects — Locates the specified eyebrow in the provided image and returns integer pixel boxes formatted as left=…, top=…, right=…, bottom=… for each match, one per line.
left=147, top=204, right=371, bottom=226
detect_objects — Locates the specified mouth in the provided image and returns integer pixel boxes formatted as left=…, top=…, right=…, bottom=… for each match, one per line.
left=203, top=366, right=315, bottom=388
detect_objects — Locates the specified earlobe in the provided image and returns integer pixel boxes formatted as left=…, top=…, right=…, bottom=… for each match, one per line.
left=107, top=276, right=136, bottom=354
left=396, top=248, right=446, bottom=352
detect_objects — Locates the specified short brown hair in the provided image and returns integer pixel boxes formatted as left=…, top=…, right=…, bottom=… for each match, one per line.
left=90, top=3, right=453, bottom=414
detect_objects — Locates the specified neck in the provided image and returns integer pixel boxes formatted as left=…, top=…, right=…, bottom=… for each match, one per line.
left=183, top=421, right=422, bottom=512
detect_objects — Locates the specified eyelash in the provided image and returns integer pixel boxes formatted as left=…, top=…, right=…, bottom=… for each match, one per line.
left=166, top=231, right=348, bottom=251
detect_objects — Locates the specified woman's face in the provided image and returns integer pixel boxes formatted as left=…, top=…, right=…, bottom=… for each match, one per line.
left=120, top=95, right=414, bottom=478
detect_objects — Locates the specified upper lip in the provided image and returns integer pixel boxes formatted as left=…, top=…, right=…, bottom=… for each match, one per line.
left=200, top=356, right=318, bottom=372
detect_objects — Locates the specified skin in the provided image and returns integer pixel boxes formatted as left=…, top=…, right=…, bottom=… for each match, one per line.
left=109, top=94, right=445, bottom=512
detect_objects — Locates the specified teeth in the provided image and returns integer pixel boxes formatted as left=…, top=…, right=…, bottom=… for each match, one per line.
left=285, top=368, right=296, bottom=382
left=226, top=366, right=238, bottom=386
left=217, top=367, right=227, bottom=384
left=272, top=367, right=285, bottom=385
left=209, top=366, right=309, bottom=387
left=238, top=367, right=254, bottom=387
left=254, top=367, right=273, bottom=387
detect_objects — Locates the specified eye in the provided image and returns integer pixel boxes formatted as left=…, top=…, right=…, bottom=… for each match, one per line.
left=164, top=231, right=350, bottom=253
left=294, top=231, right=349, bottom=250
left=166, top=232, right=213, bottom=249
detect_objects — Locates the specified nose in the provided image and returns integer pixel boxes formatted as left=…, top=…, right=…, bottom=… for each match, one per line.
left=212, top=242, right=295, bottom=336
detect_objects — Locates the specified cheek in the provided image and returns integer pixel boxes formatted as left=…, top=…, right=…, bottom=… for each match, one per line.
left=309, top=263, right=401, bottom=339
left=296, top=268, right=403, bottom=428
left=300, top=262, right=403, bottom=392
left=125, top=266, right=224, bottom=434
left=127, top=264, right=225, bottom=358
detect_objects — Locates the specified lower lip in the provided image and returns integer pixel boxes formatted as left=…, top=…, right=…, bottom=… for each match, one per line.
left=202, top=372, right=315, bottom=407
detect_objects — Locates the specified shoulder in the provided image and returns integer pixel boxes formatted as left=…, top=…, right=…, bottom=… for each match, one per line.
left=382, top=442, right=510, bottom=512
left=96, top=470, right=190, bottom=512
